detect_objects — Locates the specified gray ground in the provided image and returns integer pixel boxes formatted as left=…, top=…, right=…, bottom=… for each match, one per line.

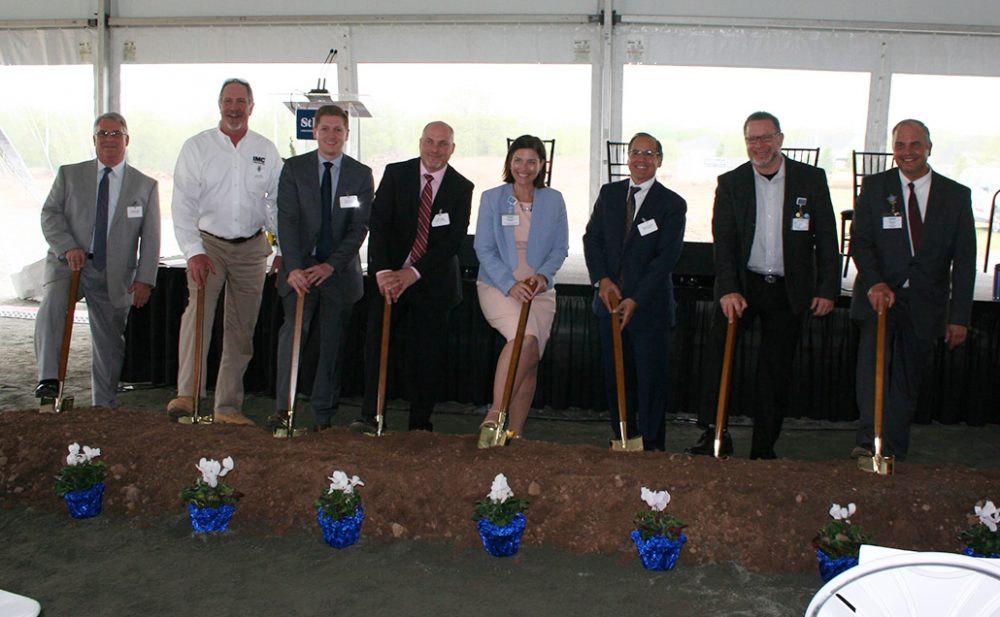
left=1, top=309, right=997, bottom=616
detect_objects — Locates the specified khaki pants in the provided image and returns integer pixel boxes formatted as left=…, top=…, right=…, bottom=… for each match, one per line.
left=176, top=232, right=270, bottom=414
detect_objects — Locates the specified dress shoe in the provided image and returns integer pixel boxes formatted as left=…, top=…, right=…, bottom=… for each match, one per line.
left=34, top=379, right=59, bottom=399
left=313, top=423, right=332, bottom=433
left=166, top=396, right=194, bottom=420
left=265, top=410, right=290, bottom=430
left=684, top=427, right=733, bottom=456
left=213, top=411, right=256, bottom=426
left=349, top=417, right=380, bottom=435
left=850, top=444, right=874, bottom=459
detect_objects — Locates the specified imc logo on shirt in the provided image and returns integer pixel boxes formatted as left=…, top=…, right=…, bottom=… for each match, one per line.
left=252, top=156, right=267, bottom=165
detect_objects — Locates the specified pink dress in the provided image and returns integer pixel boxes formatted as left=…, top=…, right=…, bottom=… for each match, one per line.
left=477, top=202, right=558, bottom=355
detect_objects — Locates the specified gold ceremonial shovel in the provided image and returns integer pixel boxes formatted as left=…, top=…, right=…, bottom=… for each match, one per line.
left=713, top=318, right=738, bottom=459
left=860, top=308, right=894, bottom=475
left=41, top=269, right=81, bottom=414
left=479, top=280, right=536, bottom=449
left=178, top=286, right=213, bottom=426
left=609, top=293, right=643, bottom=452
left=274, top=292, right=307, bottom=438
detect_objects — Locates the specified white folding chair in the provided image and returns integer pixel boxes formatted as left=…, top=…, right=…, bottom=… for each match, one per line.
left=805, top=545, right=1000, bottom=617
left=0, top=590, right=41, bottom=617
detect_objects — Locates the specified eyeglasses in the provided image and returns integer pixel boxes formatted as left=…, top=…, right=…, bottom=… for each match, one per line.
left=745, top=132, right=780, bottom=145
left=95, top=130, right=127, bottom=138
left=629, top=149, right=660, bottom=158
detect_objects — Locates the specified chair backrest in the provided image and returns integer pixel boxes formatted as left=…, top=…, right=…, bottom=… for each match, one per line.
left=506, top=138, right=555, bottom=187
left=805, top=547, right=1000, bottom=617
left=852, top=150, right=896, bottom=206
left=607, top=141, right=630, bottom=183
left=781, top=147, right=820, bottom=167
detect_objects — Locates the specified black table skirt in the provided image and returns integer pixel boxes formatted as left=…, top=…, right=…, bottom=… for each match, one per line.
left=122, top=267, right=1000, bottom=426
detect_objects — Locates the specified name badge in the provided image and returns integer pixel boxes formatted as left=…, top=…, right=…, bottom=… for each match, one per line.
left=501, top=214, right=520, bottom=226
left=637, top=219, right=658, bottom=236
left=883, top=216, right=903, bottom=229
left=431, top=212, right=450, bottom=227
left=127, top=205, right=143, bottom=218
left=791, top=218, right=810, bottom=231
left=339, top=195, right=360, bottom=209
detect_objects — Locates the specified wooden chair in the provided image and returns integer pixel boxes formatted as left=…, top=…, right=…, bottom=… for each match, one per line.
left=781, top=146, right=820, bottom=167
left=606, top=141, right=630, bottom=183
left=843, top=151, right=896, bottom=276
left=506, top=138, right=555, bottom=187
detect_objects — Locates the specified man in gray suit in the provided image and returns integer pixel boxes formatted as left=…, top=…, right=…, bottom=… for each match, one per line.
left=266, top=105, right=373, bottom=431
left=850, top=119, right=975, bottom=461
left=35, top=112, right=160, bottom=407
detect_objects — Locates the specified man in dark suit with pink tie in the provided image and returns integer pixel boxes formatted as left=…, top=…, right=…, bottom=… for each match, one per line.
left=350, top=121, right=474, bottom=433
left=850, top=119, right=975, bottom=461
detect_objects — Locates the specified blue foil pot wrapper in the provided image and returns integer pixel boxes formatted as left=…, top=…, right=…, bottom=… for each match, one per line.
left=816, top=548, right=859, bottom=582
left=477, top=512, right=526, bottom=557
left=962, top=547, right=1000, bottom=559
left=317, top=504, right=365, bottom=549
left=188, top=503, right=236, bottom=534
left=630, top=530, right=687, bottom=571
left=64, top=482, right=105, bottom=519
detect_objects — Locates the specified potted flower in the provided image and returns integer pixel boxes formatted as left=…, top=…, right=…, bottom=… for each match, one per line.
left=55, top=443, right=107, bottom=519
left=960, top=499, right=999, bottom=558
left=180, top=456, right=240, bottom=533
left=813, top=503, right=871, bottom=582
left=472, top=473, right=529, bottom=557
left=630, top=487, right=688, bottom=571
left=315, top=470, right=365, bottom=549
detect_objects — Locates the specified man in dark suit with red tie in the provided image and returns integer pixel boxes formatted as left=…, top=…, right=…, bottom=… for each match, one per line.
left=686, top=111, right=839, bottom=459
left=850, top=119, right=975, bottom=461
left=350, top=121, right=474, bottom=433
left=583, top=132, right=688, bottom=451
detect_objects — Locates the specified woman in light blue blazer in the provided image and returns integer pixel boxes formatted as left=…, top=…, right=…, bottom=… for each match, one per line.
left=475, top=135, right=569, bottom=438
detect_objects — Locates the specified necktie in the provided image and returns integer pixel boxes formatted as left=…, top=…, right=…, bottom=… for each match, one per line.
left=316, top=161, right=333, bottom=262
left=623, top=185, right=641, bottom=243
left=93, top=166, right=111, bottom=271
left=907, top=182, right=922, bottom=253
left=411, top=173, right=434, bottom=262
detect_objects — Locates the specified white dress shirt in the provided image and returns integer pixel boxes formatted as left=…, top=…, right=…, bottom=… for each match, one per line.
left=171, top=127, right=282, bottom=260
left=747, top=159, right=787, bottom=276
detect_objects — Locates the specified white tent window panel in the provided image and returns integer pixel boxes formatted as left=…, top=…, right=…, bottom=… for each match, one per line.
left=0, top=28, right=93, bottom=66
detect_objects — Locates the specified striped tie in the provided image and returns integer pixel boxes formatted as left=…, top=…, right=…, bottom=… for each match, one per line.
left=411, top=173, right=434, bottom=262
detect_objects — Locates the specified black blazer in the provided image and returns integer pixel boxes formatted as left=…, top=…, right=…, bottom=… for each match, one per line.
left=276, top=151, right=374, bottom=303
left=583, top=179, right=687, bottom=327
left=849, top=169, right=976, bottom=338
left=367, top=158, right=474, bottom=309
left=712, top=157, right=840, bottom=312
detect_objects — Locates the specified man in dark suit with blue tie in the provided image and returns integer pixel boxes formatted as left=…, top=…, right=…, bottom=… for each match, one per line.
left=850, top=119, right=975, bottom=461
left=583, top=132, right=687, bottom=451
left=686, top=111, right=839, bottom=459
left=268, top=105, right=373, bottom=432
left=350, top=121, right=474, bottom=433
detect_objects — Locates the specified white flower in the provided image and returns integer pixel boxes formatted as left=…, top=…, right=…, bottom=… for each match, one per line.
left=66, top=443, right=100, bottom=466
left=641, top=487, right=671, bottom=512
left=327, top=470, right=364, bottom=495
left=488, top=473, right=514, bottom=504
left=829, top=503, right=857, bottom=522
left=196, top=456, right=234, bottom=488
left=975, top=500, right=999, bottom=533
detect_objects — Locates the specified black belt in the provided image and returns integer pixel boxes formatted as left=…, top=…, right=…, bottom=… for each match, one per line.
left=749, top=271, right=784, bottom=284
left=199, top=229, right=263, bottom=244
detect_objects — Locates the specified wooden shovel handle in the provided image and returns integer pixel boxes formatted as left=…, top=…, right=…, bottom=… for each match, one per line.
left=56, top=269, right=81, bottom=385
left=376, top=296, right=392, bottom=418
left=608, top=293, right=628, bottom=427
left=498, top=279, right=537, bottom=415
left=287, top=292, right=306, bottom=415
left=873, top=308, right=887, bottom=456
left=192, top=286, right=205, bottom=418
left=714, top=318, right=738, bottom=448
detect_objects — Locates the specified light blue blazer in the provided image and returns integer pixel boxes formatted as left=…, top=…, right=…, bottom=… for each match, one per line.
left=474, top=183, right=569, bottom=295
